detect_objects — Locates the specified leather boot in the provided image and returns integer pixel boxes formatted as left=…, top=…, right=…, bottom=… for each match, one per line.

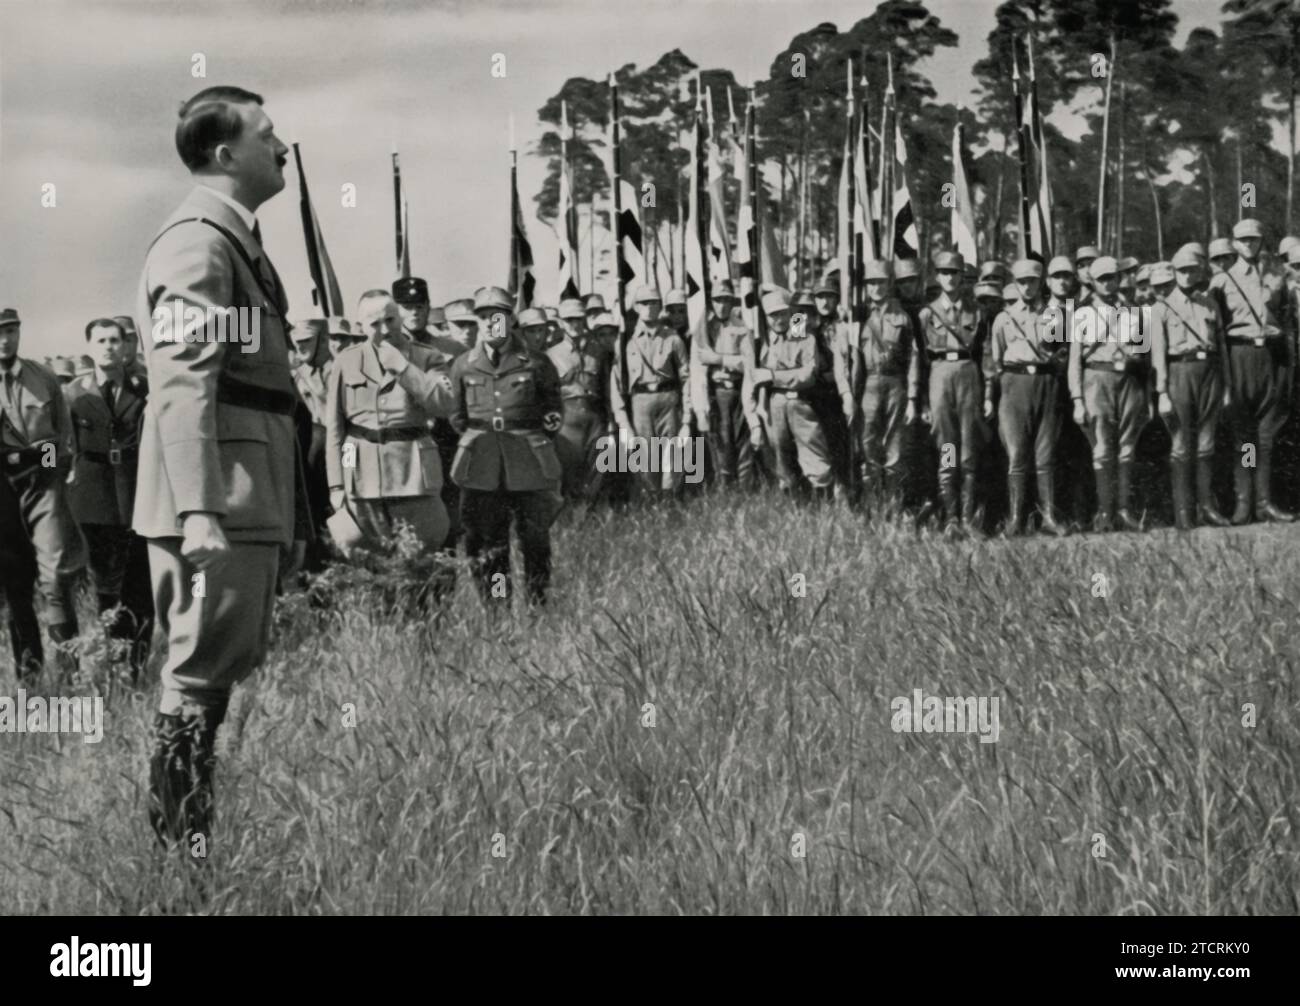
left=149, top=705, right=224, bottom=850
left=961, top=470, right=984, bottom=537
left=1196, top=458, right=1230, bottom=526
left=1006, top=473, right=1026, bottom=536
left=1256, top=454, right=1295, bottom=522
left=1115, top=460, right=1143, bottom=531
left=1170, top=459, right=1194, bottom=530
left=1093, top=462, right=1115, bottom=532
left=1036, top=469, right=1069, bottom=536
left=1231, top=464, right=1253, bottom=525
left=938, top=471, right=960, bottom=531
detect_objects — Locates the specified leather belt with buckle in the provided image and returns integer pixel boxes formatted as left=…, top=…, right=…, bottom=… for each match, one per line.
left=467, top=417, right=539, bottom=433
left=1003, top=363, right=1050, bottom=375
left=344, top=422, right=426, bottom=443
left=1170, top=350, right=1213, bottom=362
left=929, top=350, right=971, bottom=362
left=632, top=380, right=680, bottom=393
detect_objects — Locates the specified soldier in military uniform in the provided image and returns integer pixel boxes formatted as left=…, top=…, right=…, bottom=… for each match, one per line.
left=1211, top=217, right=1295, bottom=523
left=611, top=285, right=692, bottom=495
left=547, top=298, right=613, bottom=498
left=449, top=286, right=563, bottom=607
left=0, top=307, right=86, bottom=679
left=893, top=259, right=924, bottom=319
left=1075, top=245, right=1100, bottom=306
left=1208, top=238, right=1237, bottom=276
left=1134, top=265, right=1153, bottom=306
left=444, top=298, right=478, bottom=351
left=796, top=281, right=850, bottom=497
left=750, top=287, right=833, bottom=500
left=985, top=259, right=1070, bottom=535
left=845, top=260, right=919, bottom=508
left=1068, top=256, right=1152, bottom=532
left=1151, top=251, right=1232, bottom=530
left=326, top=316, right=362, bottom=359
left=290, top=318, right=334, bottom=569
left=664, top=288, right=690, bottom=340
left=518, top=307, right=550, bottom=353
left=917, top=252, right=988, bottom=533
left=693, top=280, right=757, bottom=488
left=114, top=316, right=148, bottom=382
left=583, top=294, right=608, bottom=332
left=66, top=317, right=152, bottom=676
left=326, top=290, right=458, bottom=559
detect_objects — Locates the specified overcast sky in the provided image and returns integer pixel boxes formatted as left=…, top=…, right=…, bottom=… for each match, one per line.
left=1, top=0, right=1225, bottom=356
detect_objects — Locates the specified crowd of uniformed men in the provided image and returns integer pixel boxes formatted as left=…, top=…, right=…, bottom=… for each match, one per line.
left=5, top=217, right=1300, bottom=685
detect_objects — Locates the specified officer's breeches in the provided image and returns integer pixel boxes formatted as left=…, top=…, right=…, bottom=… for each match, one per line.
left=148, top=539, right=280, bottom=716
left=770, top=391, right=832, bottom=490
left=460, top=489, right=553, bottom=603
left=860, top=372, right=906, bottom=483
left=630, top=390, right=683, bottom=491
left=810, top=382, right=850, bottom=486
left=556, top=397, right=606, bottom=496
left=82, top=523, right=133, bottom=597
left=1227, top=343, right=1289, bottom=458
left=1, top=465, right=83, bottom=626
left=928, top=360, right=983, bottom=477
left=1082, top=370, right=1147, bottom=466
left=709, top=386, right=753, bottom=484
left=1166, top=360, right=1222, bottom=462
left=998, top=373, right=1062, bottom=476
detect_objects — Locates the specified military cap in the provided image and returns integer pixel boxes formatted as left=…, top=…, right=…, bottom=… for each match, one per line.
left=1287, top=244, right=1300, bottom=266
left=0, top=307, right=19, bottom=327
left=714, top=279, right=738, bottom=300
left=664, top=288, right=688, bottom=308
left=542, top=306, right=559, bottom=321
left=1001, top=282, right=1020, bottom=300
left=793, top=289, right=816, bottom=310
left=1279, top=235, right=1300, bottom=258
left=1135, top=264, right=1151, bottom=285
left=813, top=276, right=838, bottom=297
left=445, top=299, right=476, bottom=323
left=1090, top=255, right=1119, bottom=279
left=1011, top=258, right=1043, bottom=280
left=1171, top=247, right=1204, bottom=271
left=632, top=284, right=662, bottom=305
left=473, top=286, right=513, bottom=314
left=761, top=287, right=792, bottom=314
left=112, top=314, right=137, bottom=337
left=1117, top=256, right=1140, bottom=274
left=864, top=259, right=892, bottom=281
left=1177, top=241, right=1207, bottom=261
left=591, top=312, right=619, bottom=330
left=392, top=276, right=430, bottom=304
left=51, top=357, right=76, bottom=379
left=933, top=251, right=964, bottom=272
left=1149, top=262, right=1175, bottom=286
left=427, top=306, right=446, bottom=325
left=518, top=308, right=548, bottom=328
left=894, top=258, right=921, bottom=280
left=1232, top=218, right=1264, bottom=240
left=291, top=318, right=328, bottom=341
left=558, top=298, right=586, bottom=320
left=583, top=293, right=607, bottom=313
left=327, top=316, right=355, bottom=337
left=1208, top=238, right=1236, bottom=260
left=979, top=260, right=1010, bottom=281
left=974, top=280, right=1003, bottom=300
left=1075, top=245, right=1101, bottom=263
left=1046, top=255, right=1075, bottom=277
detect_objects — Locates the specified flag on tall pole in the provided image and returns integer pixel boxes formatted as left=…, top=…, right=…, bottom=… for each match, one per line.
left=684, top=74, right=711, bottom=345
left=704, top=87, right=733, bottom=283
left=609, top=74, right=644, bottom=310
left=556, top=100, right=581, bottom=300
left=507, top=116, right=535, bottom=310
left=951, top=118, right=979, bottom=264
left=1024, top=35, right=1054, bottom=261
left=1011, top=42, right=1034, bottom=260
left=881, top=54, right=919, bottom=259
left=838, top=59, right=857, bottom=313
left=293, top=143, right=345, bottom=317
left=392, top=144, right=410, bottom=279
left=736, top=92, right=757, bottom=330
left=854, top=67, right=878, bottom=293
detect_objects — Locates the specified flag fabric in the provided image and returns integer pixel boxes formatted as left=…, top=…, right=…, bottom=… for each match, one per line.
left=735, top=114, right=756, bottom=322
left=1024, top=53, right=1054, bottom=261
left=888, top=104, right=920, bottom=258
left=837, top=67, right=854, bottom=309
left=509, top=158, right=535, bottom=310
left=951, top=121, right=978, bottom=265
left=706, top=127, right=733, bottom=283
left=684, top=91, right=710, bottom=342
left=293, top=143, right=345, bottom=317
left=556, top=101, right=581, bottom=300
left=617, top=179, right=645, bottom=289
left=853, top=96, right=877, bottom=293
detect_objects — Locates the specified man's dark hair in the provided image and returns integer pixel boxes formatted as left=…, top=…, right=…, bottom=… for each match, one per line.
left=84, top=318, right=125, bottom=342
left=175, top=86, right=264, bottom=172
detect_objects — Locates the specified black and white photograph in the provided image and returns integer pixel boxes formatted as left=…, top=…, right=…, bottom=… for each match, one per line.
left=0, top=0, right=1293, bottom=965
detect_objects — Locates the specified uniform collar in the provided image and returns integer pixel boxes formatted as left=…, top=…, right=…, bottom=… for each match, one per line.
left=196, top=183, right=258, bottom=232
left=1, top=358, right=22, bottom=379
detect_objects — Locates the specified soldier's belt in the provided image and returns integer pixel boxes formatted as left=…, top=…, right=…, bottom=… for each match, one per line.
left=928, top=349, right=972, bottom=362
left=84, top=446, right=138, bottom=466
left=769, top=389, right=811, bottom=400
left=1085, top=358, right=1147, bottom=375
left=467, top=417, right=542, bottom=432
left=1168, top=350, right=1216, bottom=363
left=712, top=371, right=744, bottom=388
left=631, top=380, right=680, bottom=393
left=560, top=388, right=603, bottom=402
left=1001, top=362, right=1058, bottom=376
left=1227, top=334, right=1280, bottom=348
left=217, top=373, right=298, bottom=416
left=344, top=422, right=427, bottom=444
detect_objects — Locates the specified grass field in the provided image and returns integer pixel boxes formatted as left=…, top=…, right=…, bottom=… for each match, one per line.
left=2, top=493, right=1299, bottom=914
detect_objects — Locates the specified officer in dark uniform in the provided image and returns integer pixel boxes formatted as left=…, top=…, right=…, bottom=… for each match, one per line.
left=449, top=286, right=563, bottom=606
left=66, top=317, right=152, bottom=676
left=547, top=297, right=613, bottom=498
left=0, top=306, right=86, bottom=678
left=693, top=280, right=757, bottom=487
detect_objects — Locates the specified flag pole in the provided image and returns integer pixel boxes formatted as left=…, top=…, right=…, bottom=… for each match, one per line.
left=1011, top=41, right=1032, bottom=260
left=1096, top=32, right=1117, bottom=249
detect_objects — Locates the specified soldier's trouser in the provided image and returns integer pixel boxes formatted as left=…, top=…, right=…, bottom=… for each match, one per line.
left=929, top=360, right=984, bottom=482
left=1227, top=343, right=1290, bottom=497
left=770, top=391, right=833, bottom=490
left=460, top=488, right=553, bottom=604
left=82, top=523, right=153, bottom=671
left=82, top=522, right=132, bottom=598
left=1, top=488, right=41, bottom=678
left=556, top=397, right=607, bottom=497
left=350, top=494, right=450, bottom=553
left=811, top=382, right=850, bottom=488
left=630, top=390, right=684, bottom=492
left=433, top=420, right=462, bottom=545
left=1166, top=359, right=1222, bottom=462
left=148, top=539, right=279, bottom=716
left=998, top=372, right=1062, bottom=477
left=860, top=372, right=907, bottom=490
left=0, top=463, right=83, bottom=647
left=1081, top=369, right=1147, bottom=466
left=709, top=385, right=754, bottom=485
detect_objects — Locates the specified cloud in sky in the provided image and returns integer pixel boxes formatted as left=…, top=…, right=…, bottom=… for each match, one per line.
left=2, top=0, right=1221, bottom=356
